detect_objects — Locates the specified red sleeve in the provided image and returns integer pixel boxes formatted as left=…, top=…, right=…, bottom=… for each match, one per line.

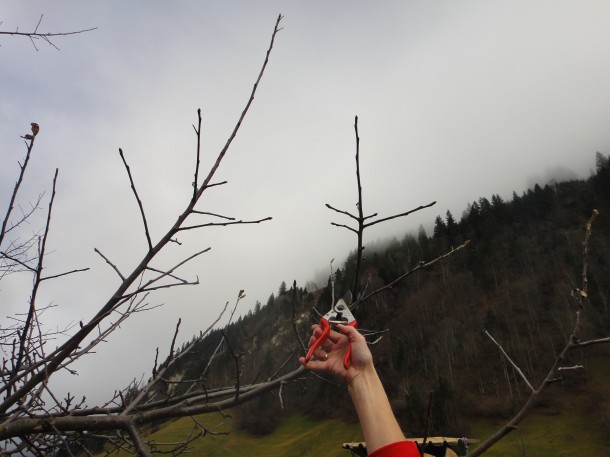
left=367, top=440, right=420, bottom=457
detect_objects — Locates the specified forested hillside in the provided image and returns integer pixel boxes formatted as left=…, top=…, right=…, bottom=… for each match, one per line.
left=154, top=154, right=610, bottom=442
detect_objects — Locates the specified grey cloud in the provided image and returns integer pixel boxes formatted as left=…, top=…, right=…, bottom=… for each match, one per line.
left=2, top=1, right=609, bottom=404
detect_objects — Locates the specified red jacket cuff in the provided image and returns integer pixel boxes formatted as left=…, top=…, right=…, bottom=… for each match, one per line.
left=367, top=440, right=420, bottom=457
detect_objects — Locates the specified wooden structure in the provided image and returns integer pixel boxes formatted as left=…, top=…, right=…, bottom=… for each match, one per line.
left=342, top=437, right=473, bottom=457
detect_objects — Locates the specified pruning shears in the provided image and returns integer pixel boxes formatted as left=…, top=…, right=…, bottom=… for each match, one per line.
left=305, top=293, right=358, bottom=369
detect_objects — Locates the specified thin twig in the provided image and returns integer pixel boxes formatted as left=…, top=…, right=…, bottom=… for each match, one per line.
left=193, top=14, right=283, bottom=200
left=1, top=134, right=36, bottom=248
left=141, top=248, right=210, bottom=289
left=125, top=422, right=152, bottom=457
left=557, top=365, right=584, bottom=371
left=192, top=109, right=202, bottom=202
left=40, top=267, right=90, bottom=282
left=364, top=202, right=437, bottom=229
left=266, top=351, right=297, bottom=383
left=572, top=336, right=610, bottom=348
left=325, top=203, right=359, bottom=221
left=169, top=318, right=181, bottom=360
left=118, top=279, right=199, bottom=301
left=353, top=116, right=364, bottom=298
left=125, top=297, right=233, bottom=415
left=119, top=148, right=153, bottom=252
left=94, top=248, right=125, bottom=280
left=361, top=240, right=470, bottom=302
left=291, top=280, right=307, bottom=353
left=0, top=251, right=37, bottom=272
left=178, top=216, right=272, bottom=231
left=191, top=210, right=236, bottom=220
left=329, top=222, right=358, bottom=234
left=278, top=382, right=285, bottom=409
left=221, top=330, right=243, bottom=401
left=144, top=267, right=187, bottom=284
left=8, top=169, right=58, bottom=396
left=0, top=14, right=97, bottom=51
left=484, top=330, right=535, bottom=393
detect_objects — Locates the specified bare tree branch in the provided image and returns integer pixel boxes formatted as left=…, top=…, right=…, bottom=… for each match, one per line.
left=328, top=116, right=440, bottom=300
left=469, top=209, right=608, bottom=456
left=0, top=366, right=307, bottom=440
left=192, top=14, right=283, bottom=201
left=191, top=210, right=236, bottom=220
left=94, top=248, right=125, bottom=280
left=325, top=203, right=359, bottom=221
left=125, top=422, right=152, bottom=457
left=119, top=148, right=153, bottom=252
left=0, top=15, right=96, bottom=51
left=221, top=330, right=243, bottom=401
left=122, top=294, right=238, bottom=416
left=329, top=221, right=358, bottom=234
left=40, top=267, right=90, bottom=282
left=292, top=280, right=307, bottom=354
left=483, top=330, right=535, bottom=393
left=178, top=216, right=272, bottom=231
left=139, top=248, right=211, bottom=290
left=192, top=109, right=202, bottom=202
left=361, top=241, right=470, bottom=303
left=8, top=169, right=58, bottom=396
left=0, top=249, right=37, bottom=273
left=169, top=318, right=181, bottom=360
left=363, top=202, right=437, bottom=229
left=572, top=336, right=610, bottom=348
left=0, top=128, right=37, bottom=249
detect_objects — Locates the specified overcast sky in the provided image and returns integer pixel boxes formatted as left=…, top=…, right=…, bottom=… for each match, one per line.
left=3, top=1, right=610, bottom=403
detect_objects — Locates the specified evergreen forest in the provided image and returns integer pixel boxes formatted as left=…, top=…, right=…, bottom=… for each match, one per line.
left=149, top=153, right=610, bottom=444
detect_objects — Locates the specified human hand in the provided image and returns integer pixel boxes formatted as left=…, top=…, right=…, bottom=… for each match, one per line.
left=298, top=323, right=374, bottom=385
left=300, top=324, right=409, bottom=454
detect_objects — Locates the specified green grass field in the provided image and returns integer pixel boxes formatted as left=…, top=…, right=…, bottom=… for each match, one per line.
left=466, top=352, right=610, bottom=456
left=468, top=403, right=609, bottom=456
left=129, top=414, right=362, bottom=457
left=114, top=397, right=607, bottom=457
left=108, top=353, right=609, bottom=456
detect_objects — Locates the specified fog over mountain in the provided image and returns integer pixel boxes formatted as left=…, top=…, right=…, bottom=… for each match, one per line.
left=2, top=1, right=610, bottom=404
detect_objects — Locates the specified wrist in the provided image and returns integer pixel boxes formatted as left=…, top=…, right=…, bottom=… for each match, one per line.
left=347, top=362, right=379, bottom=396
left=346, top=363, right=405, bottom=453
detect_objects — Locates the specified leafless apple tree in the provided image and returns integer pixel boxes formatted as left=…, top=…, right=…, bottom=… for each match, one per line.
left=2, top=12, right=607, bottom=457
left=0, top=13, right=467, bottom=454
left=0, top=15, right=294, bottom=457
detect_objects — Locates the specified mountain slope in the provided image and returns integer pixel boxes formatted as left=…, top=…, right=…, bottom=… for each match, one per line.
left=145, top=156, right=610, bottom=453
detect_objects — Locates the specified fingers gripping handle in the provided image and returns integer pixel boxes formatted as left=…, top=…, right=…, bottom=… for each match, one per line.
left=342, top=320, right=358, bottom=369
left=304, top=318, right=330, bottom=363
left=304, top=318, right=358, bottom=369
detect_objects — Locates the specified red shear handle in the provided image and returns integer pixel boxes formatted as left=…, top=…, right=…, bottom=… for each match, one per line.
left=343, top=320, right=358, bottom=369
left=304, top=317, right=330, bottom=363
